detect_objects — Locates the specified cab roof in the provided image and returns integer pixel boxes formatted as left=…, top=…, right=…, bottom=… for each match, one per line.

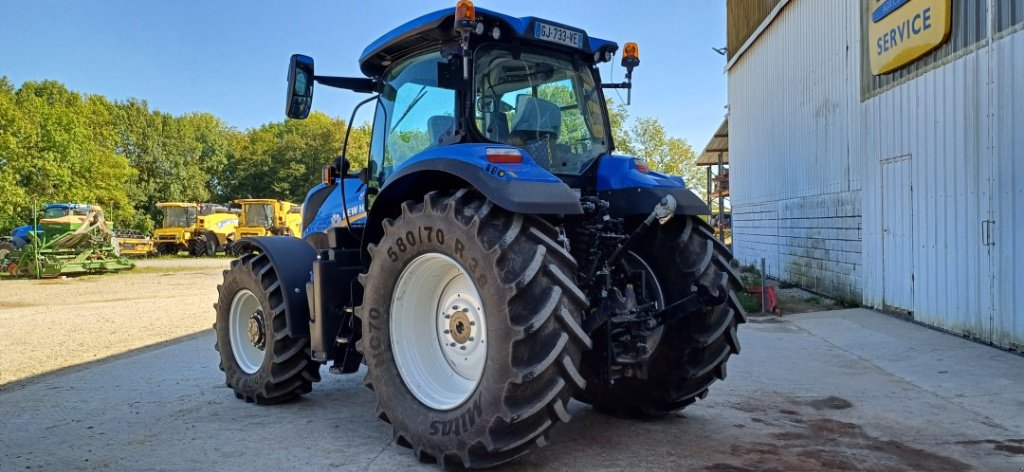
left=359, top=7, right=618, bottom=77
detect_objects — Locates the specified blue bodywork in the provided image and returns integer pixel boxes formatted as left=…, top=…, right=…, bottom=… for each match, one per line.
left=595, top=155, right=688, bottom=192
left=302, top=177, right=369, bottom=238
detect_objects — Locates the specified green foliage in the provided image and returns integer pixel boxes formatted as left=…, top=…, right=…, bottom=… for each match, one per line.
left=0, top=78, right=700, bottom=235
left=607, top=99, right=705, bottom=196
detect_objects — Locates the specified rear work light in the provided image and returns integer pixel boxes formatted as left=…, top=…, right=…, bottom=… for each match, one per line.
left=486, top=148, right=523, bottom=164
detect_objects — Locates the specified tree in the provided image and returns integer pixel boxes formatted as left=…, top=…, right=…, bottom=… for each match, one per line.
left=606, top=99, right=705, bottom=195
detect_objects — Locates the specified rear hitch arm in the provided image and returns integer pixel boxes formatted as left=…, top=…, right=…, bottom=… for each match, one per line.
left=605, top=194, right=677, bottom=267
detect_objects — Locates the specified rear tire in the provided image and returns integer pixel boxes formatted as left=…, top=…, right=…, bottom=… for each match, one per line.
left=356, top=190, right=590, bottom=469
left=577, top=216, right=744, bottom=417
left=214, top=253, right=321, bottom=404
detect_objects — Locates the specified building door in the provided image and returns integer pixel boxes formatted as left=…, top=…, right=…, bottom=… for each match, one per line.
left=881, top=156, right=913, bottom=312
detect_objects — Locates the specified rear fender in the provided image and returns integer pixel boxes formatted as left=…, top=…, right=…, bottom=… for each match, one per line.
left=362, top=144, right=583, bottom=251
left=596, top=154, right=710, bottom=217
left=236, top=236, right=316, bottom=339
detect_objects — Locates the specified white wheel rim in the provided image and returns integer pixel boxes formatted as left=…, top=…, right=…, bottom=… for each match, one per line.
left=391, top=253, right=487, bottom=411
left=229, top=289, right=266, bottom=374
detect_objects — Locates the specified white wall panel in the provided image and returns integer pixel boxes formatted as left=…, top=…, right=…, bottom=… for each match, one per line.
left=728, top=0, right=1023, bottom=349
left=728, top=0, right=863, bottom=300
left=991, top=29, right=1024, bottom=350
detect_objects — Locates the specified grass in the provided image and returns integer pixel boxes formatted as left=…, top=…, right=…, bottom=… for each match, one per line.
left=736, top=291, right=762, bottom=313
left=803, top=295, right=824, bottom=305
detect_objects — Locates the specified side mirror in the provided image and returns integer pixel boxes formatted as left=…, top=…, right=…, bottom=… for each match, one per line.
left=286, top=54, right=315, bottom=119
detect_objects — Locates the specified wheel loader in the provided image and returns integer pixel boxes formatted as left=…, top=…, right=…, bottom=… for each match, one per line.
left=153, top=202, right=239, bottom=257
left=214, top=3, right=744, bottom=468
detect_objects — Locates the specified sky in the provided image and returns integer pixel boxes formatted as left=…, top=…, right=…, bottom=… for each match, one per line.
left=0, top=1, right=728, bottom=149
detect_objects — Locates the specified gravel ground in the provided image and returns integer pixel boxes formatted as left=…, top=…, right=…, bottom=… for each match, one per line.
left=0, top=258, right=230, bottom=388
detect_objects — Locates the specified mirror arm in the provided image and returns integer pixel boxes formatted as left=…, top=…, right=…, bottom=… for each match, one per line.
left=314, top=75, right=377, bottom=93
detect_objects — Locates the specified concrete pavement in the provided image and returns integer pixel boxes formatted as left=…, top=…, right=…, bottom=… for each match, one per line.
left=2, top=308, right=1023, bottom=471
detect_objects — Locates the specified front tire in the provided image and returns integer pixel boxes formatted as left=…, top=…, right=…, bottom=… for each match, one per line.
left=577, top=216, right=745, bottom=417
left=356, top=190, right=590, bottom=469
left=214, top=253, right=321, bottom=403
left=156, top=242, right=178, bottom=256
left=188, top=233, right=215, bottom=257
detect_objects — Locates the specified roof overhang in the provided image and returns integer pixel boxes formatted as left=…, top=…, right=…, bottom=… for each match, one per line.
left=725, top=0, right=791, bottom=72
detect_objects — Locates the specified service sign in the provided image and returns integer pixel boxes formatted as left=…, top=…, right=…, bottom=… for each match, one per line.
left=869, top=0, right=952, bottom=75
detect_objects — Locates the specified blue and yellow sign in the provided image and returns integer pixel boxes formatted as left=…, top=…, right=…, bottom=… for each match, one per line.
left=869, top=0, right=952, bottom=75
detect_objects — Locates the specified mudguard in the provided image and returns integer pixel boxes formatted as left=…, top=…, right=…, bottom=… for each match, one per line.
left=236, top=236, right=317, bottom=339
left=360, top=143, right=583, bottom=251
left=595, top=154, right=710, bottom=217
left=383, top=145, right=583, bottom=215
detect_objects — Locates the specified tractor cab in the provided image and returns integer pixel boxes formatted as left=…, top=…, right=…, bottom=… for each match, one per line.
left=158, top=203, right=199, bottom=229
left=234, top=199, right=301, bottom=238
left=11, top=203, right=92, bottom=244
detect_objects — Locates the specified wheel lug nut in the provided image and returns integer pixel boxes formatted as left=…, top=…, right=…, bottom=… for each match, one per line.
left=468, top=337, right=474, bottom=341
left=443, top=329, right=450, bottom=334
left=450, top=342, right=457, bottom=347
left=469, top=321, right=476, bottom=326
left=444, top=313, right=451, bottom=319
left=460, top=346, right=466, bottom=350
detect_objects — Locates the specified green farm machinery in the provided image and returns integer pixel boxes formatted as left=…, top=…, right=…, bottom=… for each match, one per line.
left=1, top=204, right=134, bottom=278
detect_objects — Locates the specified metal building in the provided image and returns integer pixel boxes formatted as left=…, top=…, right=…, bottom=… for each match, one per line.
left=725, top=0, right=1023, bottom=350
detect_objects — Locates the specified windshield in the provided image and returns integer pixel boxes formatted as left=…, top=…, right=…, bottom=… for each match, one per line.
left=474, top=44, right=609, bottom=174
left=163, top=207, right=197, bottom=228
left=373, top=52, right=456, bottom=185
left=243, top=204, right=274, bottom=227
left=43, top=207, right=70, bottom=219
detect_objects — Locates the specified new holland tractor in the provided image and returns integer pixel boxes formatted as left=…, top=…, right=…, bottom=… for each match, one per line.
left=214, top=3, right=743, bottom=468
left=0, top=204, right=133, bottom=278
left=153, top=202, right=239, bottom=257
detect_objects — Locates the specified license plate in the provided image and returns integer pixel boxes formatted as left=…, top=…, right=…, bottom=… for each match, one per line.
left=533, top=22, right=584, bottom=49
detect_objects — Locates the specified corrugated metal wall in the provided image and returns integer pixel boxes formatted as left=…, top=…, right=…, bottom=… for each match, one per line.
left=991, top=28, right=1024, bottom=350
left=729, top=0, right=1023, bottom=349
left=728, top=0, right=864, bottom=300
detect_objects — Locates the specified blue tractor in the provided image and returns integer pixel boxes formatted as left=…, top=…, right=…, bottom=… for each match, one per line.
left=214, top=3, right=743, bottom=468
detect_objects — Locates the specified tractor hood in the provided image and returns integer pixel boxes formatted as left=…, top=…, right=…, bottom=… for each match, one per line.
left=359, top=7, right=618, bottom=77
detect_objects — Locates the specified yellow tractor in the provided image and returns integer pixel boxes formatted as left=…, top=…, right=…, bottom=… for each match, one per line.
left=153, top=202, right=239, bottom=257
left=230, top=199, right=302, bottom=254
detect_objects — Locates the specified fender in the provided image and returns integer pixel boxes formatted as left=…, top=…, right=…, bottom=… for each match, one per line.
left=386, top=157, right=583, bottom=215
left=236, top=236, right=317, bottom=339
left=598, top=186, right=709, bottom=218
left=362, top=144, right=583, bottom=250
left=595, top=154, right=710, bottom=217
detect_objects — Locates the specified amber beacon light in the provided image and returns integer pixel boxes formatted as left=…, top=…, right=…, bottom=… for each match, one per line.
left=622, top=42, right=640, bottom=69
left=455, top=0, right=477, bottom=26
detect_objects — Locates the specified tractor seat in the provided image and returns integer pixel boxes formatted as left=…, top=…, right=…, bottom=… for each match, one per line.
left=427, top=115, right=455, bottom=146
left=510, top=96, right=561, bottom=143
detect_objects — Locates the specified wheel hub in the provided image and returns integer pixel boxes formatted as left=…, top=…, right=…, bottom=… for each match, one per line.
left=437, top=291, right=485, bottom=380
left=247, top=310, right=266, bottom=349
left=447, top=309, right=473, bottom=344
